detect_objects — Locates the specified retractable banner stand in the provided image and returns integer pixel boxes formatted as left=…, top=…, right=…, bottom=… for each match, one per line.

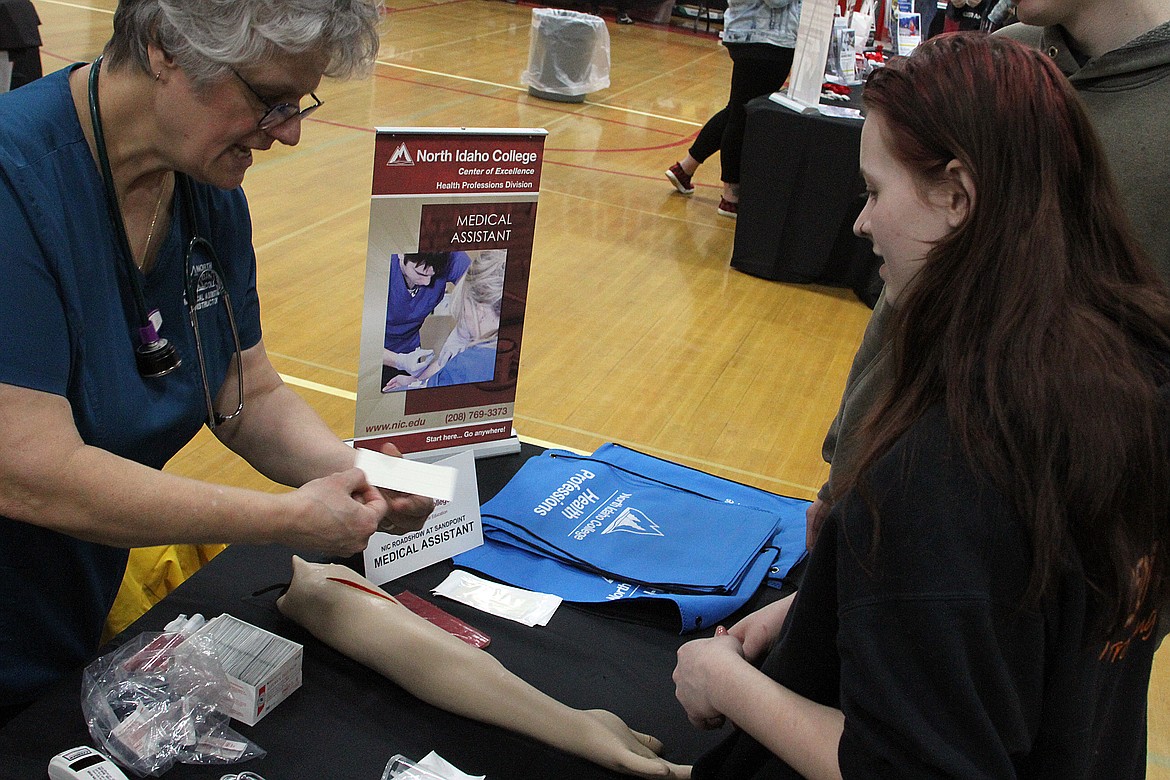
left=354, top=128, right=547, bottom=461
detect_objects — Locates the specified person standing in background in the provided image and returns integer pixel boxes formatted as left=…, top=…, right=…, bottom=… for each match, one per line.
left=927, top=0, right=990, bottom=36
left=665, top=0, right=802, bottom=218
left=999, top=0, right=1170, bottom=281
left=925, top=0, right=1016, bottom=37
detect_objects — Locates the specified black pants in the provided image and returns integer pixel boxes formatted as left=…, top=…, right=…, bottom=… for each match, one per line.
left=4, top=46, right=41, bottom=90
left=688, top=43, right=796, bottom=185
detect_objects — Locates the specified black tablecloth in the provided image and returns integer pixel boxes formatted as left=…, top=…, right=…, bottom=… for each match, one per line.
left=0, top=444, right=787, bottom=779
left=0, top=0, right=39, bottom=49
left=731, top=95, right=882, bottom=308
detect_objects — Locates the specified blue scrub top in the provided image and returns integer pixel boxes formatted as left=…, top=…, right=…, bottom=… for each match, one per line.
left=0, top=66, right=263, bottom=707
left=384, top=252, right=470, bottom=353
left=430, top=342, right=497, bottom=387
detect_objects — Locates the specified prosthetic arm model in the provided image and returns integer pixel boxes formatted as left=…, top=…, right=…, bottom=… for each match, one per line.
left=276, top=556, right=691, bottom=779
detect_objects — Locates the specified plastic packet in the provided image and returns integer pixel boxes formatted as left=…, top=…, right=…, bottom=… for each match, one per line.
left=81, top=630, right=265, bottom=777
left=519, top=8, right=611, bottom=99
left=432, top=570, right=561, bottom=627
left=382, top=752, right=484, bottom=780
left=382, top=755, right=446, bottom=780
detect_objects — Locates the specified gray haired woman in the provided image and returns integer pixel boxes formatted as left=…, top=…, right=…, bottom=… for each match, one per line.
left=0, top=0, right=432, bottom=722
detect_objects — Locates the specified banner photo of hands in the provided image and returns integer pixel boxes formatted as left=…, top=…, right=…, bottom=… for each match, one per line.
left=355, top=128, right=547, bottom=461
left=455, top=445, right=809, bottom=633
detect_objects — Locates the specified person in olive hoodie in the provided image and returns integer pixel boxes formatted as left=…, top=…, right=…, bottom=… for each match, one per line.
left=809, top=0, right=1170, bottom=562
left=1000, top=0, right=1170, bottom=283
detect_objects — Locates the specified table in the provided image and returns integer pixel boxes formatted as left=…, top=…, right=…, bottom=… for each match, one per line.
left=731, top=95, right=882, bottom=308
left=0, top=444, right=787, bottom=779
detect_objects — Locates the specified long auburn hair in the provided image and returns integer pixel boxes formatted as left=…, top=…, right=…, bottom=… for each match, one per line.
left=843, top=33, right=1170, bottom=639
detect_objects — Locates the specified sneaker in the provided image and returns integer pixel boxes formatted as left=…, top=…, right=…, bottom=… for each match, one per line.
left=666, top=162, right=695, bottom=195
left=717, top=196, right=738, bottom=218
left=616, top=11, right=634, bottom=23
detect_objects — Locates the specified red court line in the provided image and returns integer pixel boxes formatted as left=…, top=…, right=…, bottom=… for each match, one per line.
left=383, top=0, right=722, bottom=39
left=544, top=156, right=720, bottom=190
left=40, top=46, right=703, bottom=163
left=503, top=0, right=722, bottom=39
left=550, top=135, right=697, bottom=153
left=40, top=50, right=695, bottom=145
left=384, top=0, right=476, bottom=15
left=42, top=49, right=81, bottom=65
left=371, top=70, right=694, bottom=139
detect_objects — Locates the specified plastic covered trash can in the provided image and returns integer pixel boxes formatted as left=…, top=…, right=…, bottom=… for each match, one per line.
left=520, top=8, right=610, bottom=103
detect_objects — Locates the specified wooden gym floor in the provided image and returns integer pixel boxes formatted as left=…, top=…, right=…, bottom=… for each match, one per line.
left=29, top=0, right=1166, bottom=773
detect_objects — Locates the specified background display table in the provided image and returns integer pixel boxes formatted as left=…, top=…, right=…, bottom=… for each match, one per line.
left=731, top=95, right=882, bottom=308
left=0, top=0, right=40, bottom=91
left=0, top=444, right=791, bottom=779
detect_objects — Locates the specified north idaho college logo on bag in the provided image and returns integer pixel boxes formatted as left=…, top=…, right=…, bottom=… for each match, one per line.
left=602, top=507, right=663, bottom=536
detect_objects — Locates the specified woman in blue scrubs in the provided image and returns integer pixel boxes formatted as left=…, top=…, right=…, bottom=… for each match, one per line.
left=0, top=0, right=432, bottom=721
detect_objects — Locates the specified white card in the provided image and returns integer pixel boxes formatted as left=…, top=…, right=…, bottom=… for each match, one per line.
left=355, top=447, right=458, bottom=502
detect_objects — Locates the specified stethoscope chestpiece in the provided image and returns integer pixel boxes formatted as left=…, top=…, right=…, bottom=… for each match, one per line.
left=135, top=320, right=182, bottom=378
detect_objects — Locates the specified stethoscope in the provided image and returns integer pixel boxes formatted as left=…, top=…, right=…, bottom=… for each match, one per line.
left=88, top=56, right=244, bottom=427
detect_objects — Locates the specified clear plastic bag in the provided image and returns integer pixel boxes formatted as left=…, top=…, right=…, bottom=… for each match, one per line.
left=382, top=755, right=447, bottom=780
left=81, top=631, right=265, bottom=777
left=382, top=752, right=484, bottom=780
left=520, top=8, right=611, bottom=101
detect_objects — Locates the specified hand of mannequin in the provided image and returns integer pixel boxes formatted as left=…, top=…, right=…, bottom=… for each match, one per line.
left=276, top=557, right=692, bottom=779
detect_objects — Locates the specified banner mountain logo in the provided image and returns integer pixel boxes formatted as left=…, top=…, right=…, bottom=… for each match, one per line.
left=602, top=508, right=663, bottom=537
left=386, top=143, right=414, bottom=166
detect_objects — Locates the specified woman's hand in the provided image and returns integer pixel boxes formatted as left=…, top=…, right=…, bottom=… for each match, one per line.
left=283, top=468, right=385, bottom=555
left=673, top=628, right=746, bottom=730
left=370, top=442, right=434, bottom=534
left=382, top=373, right=421, bottom=393
left=728, top=593, right=795, bottom=663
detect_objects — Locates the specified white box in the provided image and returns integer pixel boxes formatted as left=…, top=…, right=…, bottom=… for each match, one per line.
left=192, top=613, right=303, bottom=726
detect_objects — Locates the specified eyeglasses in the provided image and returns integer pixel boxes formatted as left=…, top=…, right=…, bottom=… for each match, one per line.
left=185, top=235, right=244, bottom=429
left=232, top=69, right=323, bottom=131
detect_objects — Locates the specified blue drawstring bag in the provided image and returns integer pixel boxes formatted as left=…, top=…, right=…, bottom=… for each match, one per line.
left=476, top=451, right=778, bottom=594
left=453, top=445, right=809, bottom=632
left=456, top=536, right=778, bottom=633
left=586, top=444, right=809, bottom=586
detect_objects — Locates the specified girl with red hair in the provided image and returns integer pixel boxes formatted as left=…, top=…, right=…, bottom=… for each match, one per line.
left=674, top=33, right=1170, bottom=779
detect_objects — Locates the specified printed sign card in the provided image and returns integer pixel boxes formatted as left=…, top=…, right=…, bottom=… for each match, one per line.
left=895, top=12, right=922, bottom=56
left=355, top=127, right=547, bottom=460
left=362, top=450, right=483, bottom=586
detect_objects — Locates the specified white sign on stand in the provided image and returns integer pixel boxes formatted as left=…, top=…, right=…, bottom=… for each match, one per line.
left=362, top=450, right=483, bottom=586
left=777, top=0, right=839, bottom=110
